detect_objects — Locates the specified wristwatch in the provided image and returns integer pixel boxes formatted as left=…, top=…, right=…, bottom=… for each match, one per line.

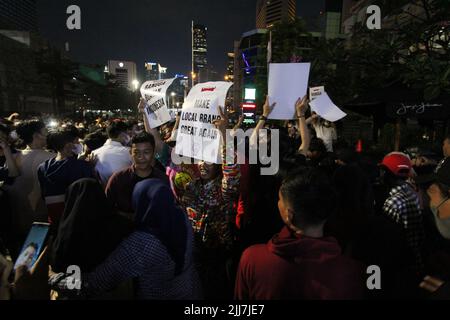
left=260, top=115, right=268, bottom=121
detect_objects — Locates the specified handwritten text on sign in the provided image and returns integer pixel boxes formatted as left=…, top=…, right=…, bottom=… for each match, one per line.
left=176, top=82, right=233, bottom=163
left=140, top=78, right=176, bottom=128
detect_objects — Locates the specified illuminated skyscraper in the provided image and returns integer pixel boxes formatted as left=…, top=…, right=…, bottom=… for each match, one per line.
left=145, top=62, right=168, bottom=81
left=256, top=0, right=296, bottom=29
left=107, top=60, right=137, bottom=90
left=192, top=22, right=208, bottom=84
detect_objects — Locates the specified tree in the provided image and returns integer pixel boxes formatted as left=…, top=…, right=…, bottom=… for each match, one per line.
left=347, top=0, right=450, bottom=101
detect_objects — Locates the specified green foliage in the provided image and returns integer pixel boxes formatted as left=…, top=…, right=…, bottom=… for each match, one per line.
left=257, top=0, right=449, bottom=105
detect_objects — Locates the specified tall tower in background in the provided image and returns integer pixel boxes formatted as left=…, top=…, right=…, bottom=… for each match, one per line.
left=256, top=0, right=267, bottom=29
left=319, top=0, right=344, bottom=39
left=0, top=0, right=38, bottom=32
left=192, top=22, right=208, bottom=84
left=256, top=0, right=296, bottom=29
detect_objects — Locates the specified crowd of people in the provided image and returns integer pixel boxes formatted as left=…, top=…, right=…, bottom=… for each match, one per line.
left=0, top=95, right=449, bottom=300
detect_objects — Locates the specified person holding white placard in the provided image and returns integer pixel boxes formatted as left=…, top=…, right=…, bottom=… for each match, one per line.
left=307, top=113, right=337, bottom=153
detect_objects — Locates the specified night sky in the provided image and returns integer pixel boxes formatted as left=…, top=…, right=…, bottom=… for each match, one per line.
left=36, top=0, right=320, bottom=80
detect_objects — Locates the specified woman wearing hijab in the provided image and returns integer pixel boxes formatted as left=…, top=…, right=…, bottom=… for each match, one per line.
left=51, top=178, right=133, bottom=274
left=50, top=179, right=201, bottom=300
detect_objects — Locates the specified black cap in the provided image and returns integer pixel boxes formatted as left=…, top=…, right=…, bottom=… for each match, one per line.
left=415, top=158, right=450, bottom=186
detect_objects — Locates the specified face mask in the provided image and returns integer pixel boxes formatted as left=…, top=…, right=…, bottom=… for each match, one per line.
left=72, top=143, right=83, bottom=155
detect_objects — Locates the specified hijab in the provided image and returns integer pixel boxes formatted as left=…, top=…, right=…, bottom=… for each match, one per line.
left=132, top=179, right=188, bottom=275
left=51, top=178, right=132, bottom=272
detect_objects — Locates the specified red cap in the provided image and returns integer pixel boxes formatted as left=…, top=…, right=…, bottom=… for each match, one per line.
left=380, top=152, right=412, bottom=177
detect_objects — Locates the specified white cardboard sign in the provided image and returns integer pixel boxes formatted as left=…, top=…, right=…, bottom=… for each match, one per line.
left=140, top=78, right=176, bottom=128
left=268, top=63, right=311, bottom=120
left=309, top=91, right=347, bottom=122
left=175, top=81, right=233, bottom=164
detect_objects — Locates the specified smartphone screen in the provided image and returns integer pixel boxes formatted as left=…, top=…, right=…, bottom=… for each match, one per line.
left=14, top=222, right=50, bottom=271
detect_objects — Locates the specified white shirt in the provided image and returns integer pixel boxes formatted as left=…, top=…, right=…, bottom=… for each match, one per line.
left=313, top=123, right=337, bottom=152
left=92, top=139, right=132, bottom=186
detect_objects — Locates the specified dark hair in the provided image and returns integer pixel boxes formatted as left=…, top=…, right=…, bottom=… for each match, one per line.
left=126, top=120, right=138, bottom=129
left=107, top=121, right=128, bottom=139
left=131, top=132, right=156, bottom=151
left=15, top=120, right=45, bottom=144
left=326, top=164, right=374, bottom=248
left=63, top=125, right=81, bottom=140
left=0, top=124, right=10, bottom=136
left=309, top=138, right=327, bottom=154
left=83, top=131, right=107, bottom=151
left=278, top=153, right=307, bottom=181
left=436, top=182, right=450, bottom=198
left=133, top=180, right=187, bottom=275
left=280, top=167, right=337, bottom=227
left=26, top=242, right=38, bottom=251
left=335, top=147, right=357, bottom=165
left=47, top=130, right=75, bottom=152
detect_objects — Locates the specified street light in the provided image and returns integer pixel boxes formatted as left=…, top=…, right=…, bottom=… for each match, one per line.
left=132, top=80, right=140, bottom=114
left=132, top=79, right=140, bottom=91
left=171, top=92, right=176, bottom=108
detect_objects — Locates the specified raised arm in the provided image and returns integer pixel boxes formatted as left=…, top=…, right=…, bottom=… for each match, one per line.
left=296, top=96, right=310, bottom=156
left=138, top=98, right=165, bottom=156
left=250, top=96, right=276, bottom=148
left=230, top=114, right=245, bottom=137
left=213, top=107, right=240, bottom=204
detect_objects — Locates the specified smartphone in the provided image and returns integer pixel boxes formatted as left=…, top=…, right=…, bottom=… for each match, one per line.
left=14, top=222, right=50, bottom=271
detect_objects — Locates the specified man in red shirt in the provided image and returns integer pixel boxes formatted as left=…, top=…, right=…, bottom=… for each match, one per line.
left=235, top=167, right=365, bottom=300
left=106, top=132, right=168, bottom=219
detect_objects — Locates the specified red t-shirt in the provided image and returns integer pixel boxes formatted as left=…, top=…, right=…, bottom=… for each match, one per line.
left=105, top=166, right=169, bottom=217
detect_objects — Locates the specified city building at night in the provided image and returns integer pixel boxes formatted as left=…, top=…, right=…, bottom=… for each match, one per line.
left=107, top=60, right=138, bottom=90
left=233, top=29, right=268, bottom=111
left=256, top=0, right=297, bottom=29
left=144, top=62, right=168, bottom=81
left=192, top=22, right=208, bottom=84
left=296, top=0, right=345, bottom=39
left=225, top=52, right=235, bottom=82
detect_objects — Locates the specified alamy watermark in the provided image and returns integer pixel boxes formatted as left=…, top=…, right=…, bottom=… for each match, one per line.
left=367, top=265, right=381, bottom=290
left=367, top=5, right=381, bottom=30
left=66, top=5, right=381, bottom=31
left=66, top=5, right=81, bottom=30
left=66, top=265, right=82, bottom=290
left=171, top=128, right=280, bottom=176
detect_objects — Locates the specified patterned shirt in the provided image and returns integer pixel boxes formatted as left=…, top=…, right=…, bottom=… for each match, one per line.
left=383, top=182, right=425, bottom=271
left=50, top=227, right=202, bottom=300
left=180, top=149, right=240, bottom=250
